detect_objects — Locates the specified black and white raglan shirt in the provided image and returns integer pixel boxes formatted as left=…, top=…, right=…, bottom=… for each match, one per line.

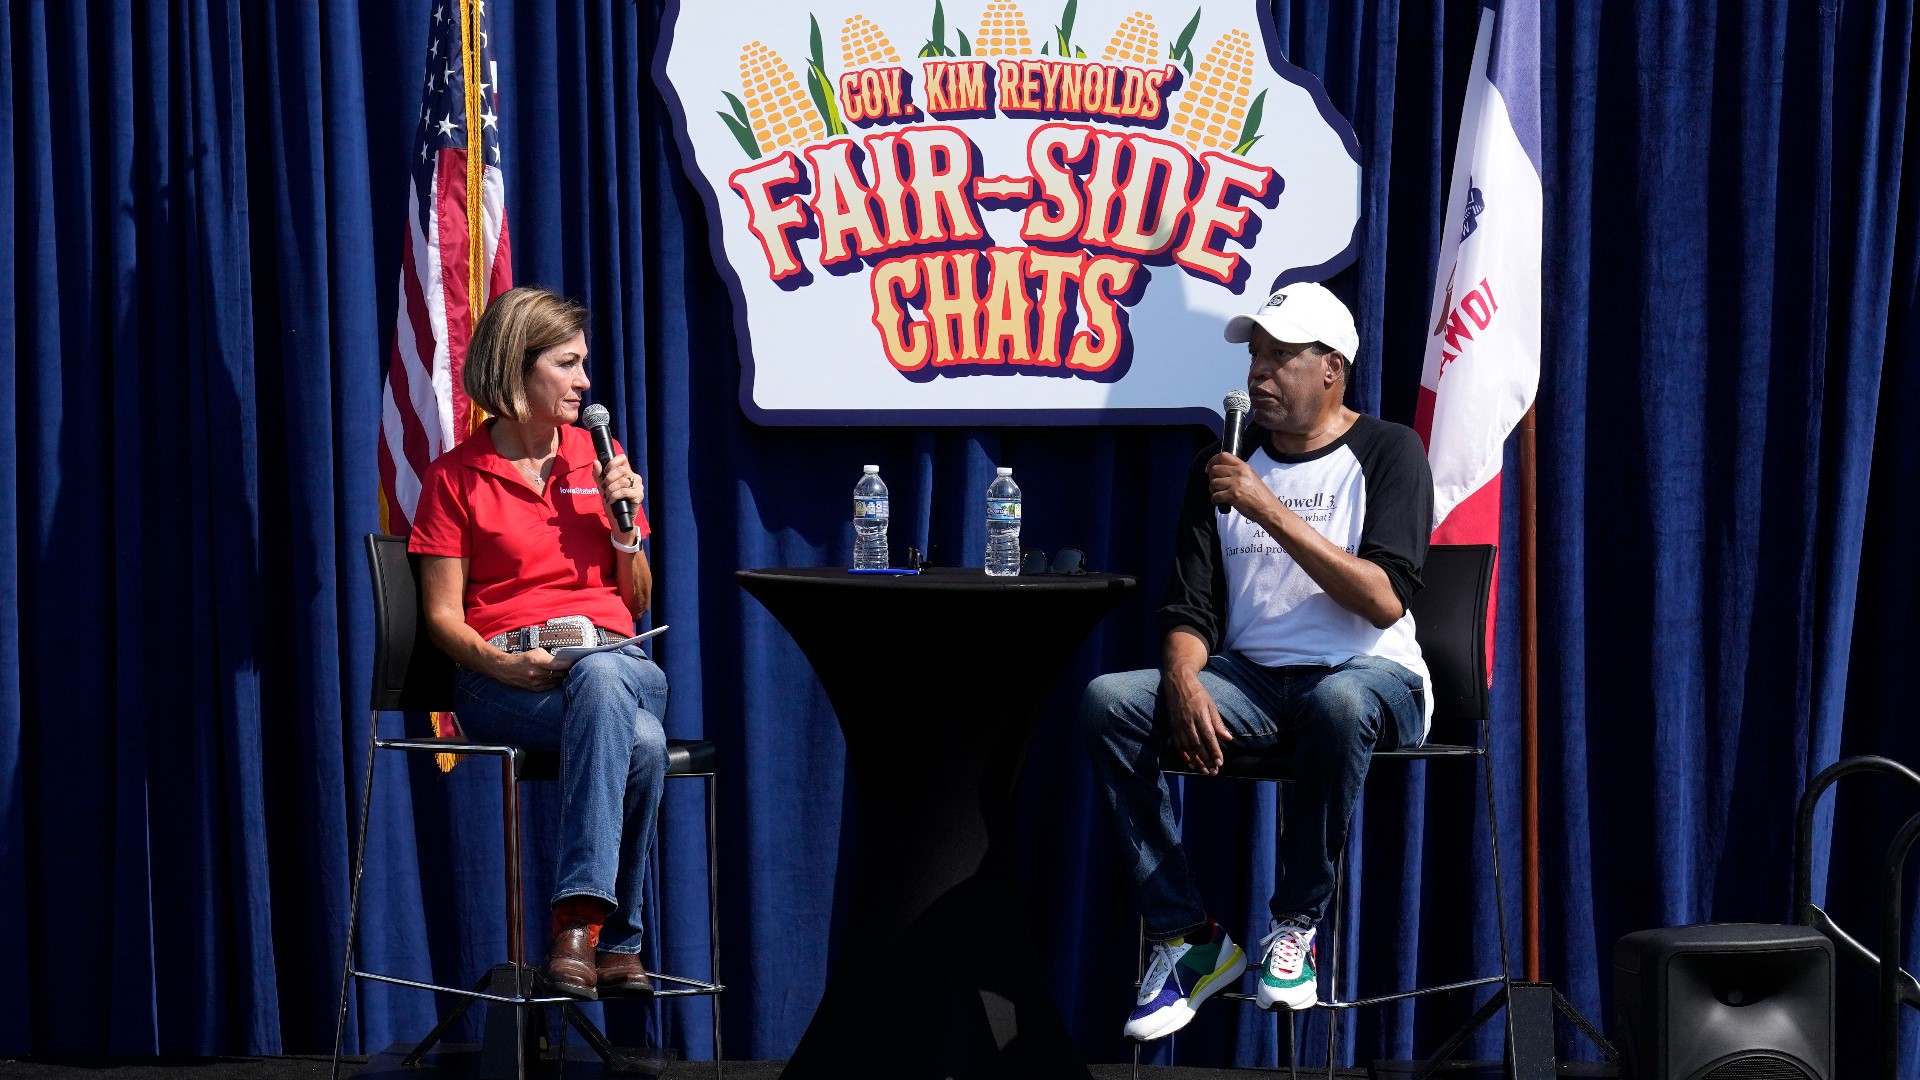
left=1156, top=413, right=1436, bottom=739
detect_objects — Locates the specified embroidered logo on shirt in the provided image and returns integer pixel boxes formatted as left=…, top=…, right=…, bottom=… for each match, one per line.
left=557, top=486, right=599, bottom=495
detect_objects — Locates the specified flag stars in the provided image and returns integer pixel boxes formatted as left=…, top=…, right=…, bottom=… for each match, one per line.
left=433, top=5, right=444, bottom=23
left=436, top=114, right=460, bottom=138
left=429, top=38, right=438, bottom=59
left=481, top=108, right=497, bottom=130
left=443, top=61, right=456, bottom=85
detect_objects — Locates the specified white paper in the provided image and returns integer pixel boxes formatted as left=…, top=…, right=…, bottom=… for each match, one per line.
left=551, top=624, right=668, bottom=667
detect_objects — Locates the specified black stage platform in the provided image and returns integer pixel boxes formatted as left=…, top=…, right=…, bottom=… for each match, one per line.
left=0, top=1055, right=1621, bottom=1080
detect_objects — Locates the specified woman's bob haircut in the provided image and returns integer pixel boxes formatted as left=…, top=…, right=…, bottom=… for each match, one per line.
left=464, top=286, right=591, bottom=422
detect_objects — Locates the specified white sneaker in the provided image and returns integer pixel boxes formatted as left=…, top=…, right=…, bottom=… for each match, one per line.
left=1123, top=927, right=1247, bottom=1041
left=1254, top=917, right=1318, bottom=1011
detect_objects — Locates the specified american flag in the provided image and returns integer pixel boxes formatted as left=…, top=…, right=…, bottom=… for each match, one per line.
left=378, top=0, right=512, bottom=535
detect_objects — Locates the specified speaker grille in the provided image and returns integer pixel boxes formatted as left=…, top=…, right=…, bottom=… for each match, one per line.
left=1695, top=1052, right=1816, bottom=1080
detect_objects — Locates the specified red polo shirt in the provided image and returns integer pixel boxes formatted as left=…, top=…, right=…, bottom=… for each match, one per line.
left=408, top=422, right=651, bottom=643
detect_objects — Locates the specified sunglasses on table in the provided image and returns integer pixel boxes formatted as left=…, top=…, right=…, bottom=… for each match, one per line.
left=1019, top=548, right=1087, bottom=576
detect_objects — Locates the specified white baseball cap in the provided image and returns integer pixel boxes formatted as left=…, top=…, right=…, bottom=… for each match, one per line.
left=1223, top=282, right=1359, bottom=364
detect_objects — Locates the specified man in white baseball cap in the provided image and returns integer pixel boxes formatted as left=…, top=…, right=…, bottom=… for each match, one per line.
left=1224, top=280, right=1359, bottom=387
left=1081, top=281, right=1436, bottom=1042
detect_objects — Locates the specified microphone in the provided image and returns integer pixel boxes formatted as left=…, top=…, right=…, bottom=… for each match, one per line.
left=1218, top=390, right=1250, bottom=515
left=580, top=404, right=634, bottom=533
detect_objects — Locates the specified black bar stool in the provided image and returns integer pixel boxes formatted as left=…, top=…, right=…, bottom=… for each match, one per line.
left=1134, top=543, right=1510, bottom=1078
left=330, top=534, right=724, bottom=1079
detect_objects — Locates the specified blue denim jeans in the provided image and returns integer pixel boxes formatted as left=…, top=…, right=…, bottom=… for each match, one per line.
left=1081, top=652, right=1425, bottom=941
left=453, top=646, right=669, bottom=954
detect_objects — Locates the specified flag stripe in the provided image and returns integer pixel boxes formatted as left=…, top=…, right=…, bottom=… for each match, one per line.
left=395, top=224, right=440, bottom=468
left=384, top=338, right=429, bottom=502
left=482, top=164, right=510, bottom=295
left=489, top=217, right=514, bottom=298
left=1429, top=474, right=1504, bottom=672
left=434, top=148, right=475, bottom=441
left=399, top=208, right=447, bottom=460
left=380, top=382, right=425, bottom=523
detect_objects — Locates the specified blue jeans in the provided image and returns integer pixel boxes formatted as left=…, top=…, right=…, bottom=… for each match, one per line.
left=1081, top=652, right=1425, bottom=941
left=453, top=646, right=669, bottom=955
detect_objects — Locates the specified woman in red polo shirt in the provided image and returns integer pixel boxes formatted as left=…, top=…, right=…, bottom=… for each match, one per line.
left=409, top=286, right=665, bottom=1001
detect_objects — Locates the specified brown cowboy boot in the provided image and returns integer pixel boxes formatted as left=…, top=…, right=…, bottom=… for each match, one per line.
left=543, top=924, right=599, bottom=1000
left=595, top=951, right=654, bottom=997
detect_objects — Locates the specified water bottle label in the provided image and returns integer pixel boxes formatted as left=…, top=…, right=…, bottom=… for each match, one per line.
left=987, top=499, right=1021, bottom=523
left=855, top=497, right=889, bottom=522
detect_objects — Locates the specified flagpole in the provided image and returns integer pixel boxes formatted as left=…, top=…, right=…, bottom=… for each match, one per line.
left=1519, top=402, right=1541, bottom=982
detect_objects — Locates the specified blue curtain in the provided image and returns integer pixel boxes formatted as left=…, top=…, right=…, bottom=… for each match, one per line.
left=2, top=0, right=1915, bottom=1073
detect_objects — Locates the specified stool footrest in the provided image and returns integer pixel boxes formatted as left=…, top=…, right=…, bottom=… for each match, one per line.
left=648, top=971, right=724, bottom=993
left=1321, top=973, right=1506, bottom=1010
left=351, top=968, right=581, bottom=1005
left=1207, top=973, right=1503, bottom=1010
left=376, top=736, right=717, bottom=781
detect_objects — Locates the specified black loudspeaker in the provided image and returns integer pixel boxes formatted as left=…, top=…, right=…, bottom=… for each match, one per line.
left=1613, top=924, right=1833, bottom=1080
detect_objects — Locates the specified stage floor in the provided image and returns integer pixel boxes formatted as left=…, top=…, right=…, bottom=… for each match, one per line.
left=0, top=1054, right=1621, bottom=1079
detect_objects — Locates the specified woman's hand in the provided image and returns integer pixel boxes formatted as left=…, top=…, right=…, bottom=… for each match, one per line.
left=496, top=647, right=568, bottom=691
left=592, top=453, right=652, bottom=616
left=593, top=454, right=644, bottom=537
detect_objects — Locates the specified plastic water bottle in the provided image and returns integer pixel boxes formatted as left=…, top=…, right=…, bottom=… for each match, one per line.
left=985, top=467, right=1021, bottom=576
left=853, top=465, right=889, bottom=570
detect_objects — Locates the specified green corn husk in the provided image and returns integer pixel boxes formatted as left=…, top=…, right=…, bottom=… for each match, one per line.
left=719, top=92, right=759, bottom=158
left=1231, top=89, right=1266, bottom=155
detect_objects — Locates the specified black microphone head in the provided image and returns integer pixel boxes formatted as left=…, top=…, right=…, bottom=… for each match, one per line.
left=581, top=403, right=612, bottom=430
left=1219, top=391, right=1252, bottom=484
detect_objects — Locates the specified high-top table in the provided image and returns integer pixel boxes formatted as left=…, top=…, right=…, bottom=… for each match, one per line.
left=736, top=566, right=1136, bottom=1080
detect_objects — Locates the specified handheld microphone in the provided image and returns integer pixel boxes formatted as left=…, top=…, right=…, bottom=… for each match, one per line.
left=1218, top=390, right=1250, bottom=515
left=580, top=404, right=634, bottom=533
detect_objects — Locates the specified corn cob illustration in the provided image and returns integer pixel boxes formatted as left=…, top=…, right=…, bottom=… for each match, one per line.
left=1100, top=11, right=1159, bottom=65
left=842, top=14, right=903, bottom=68
left=737, top=41, right=828, bottom=153
left=1169, top=29, right=1255, bottom=153
left=975, top=0, right=1035, bottom=56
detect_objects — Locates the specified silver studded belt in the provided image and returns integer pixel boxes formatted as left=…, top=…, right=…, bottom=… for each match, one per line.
left=487, top=616, right=624, bottom=654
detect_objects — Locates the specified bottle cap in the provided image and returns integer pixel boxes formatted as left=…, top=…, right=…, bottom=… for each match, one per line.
left=863, top=464, right=879, bottom=473
left=996, top=467, right=1012, bottom=476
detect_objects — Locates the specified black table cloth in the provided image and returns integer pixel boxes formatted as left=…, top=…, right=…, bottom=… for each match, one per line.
left=736, top=567, right=1137, bottom=1080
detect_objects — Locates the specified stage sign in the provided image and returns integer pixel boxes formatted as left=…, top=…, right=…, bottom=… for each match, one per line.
left=655, top=1, right=1362, bottom=424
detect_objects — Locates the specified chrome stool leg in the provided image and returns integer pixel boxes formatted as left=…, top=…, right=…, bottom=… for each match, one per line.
left=330, top=716, right=382, bottom=1080
left=706, top=772, right=725, bottom=1079
left=1130, top=917, right=1145, bottom=1080
left=1322, top=844, right=1346, bottom=1080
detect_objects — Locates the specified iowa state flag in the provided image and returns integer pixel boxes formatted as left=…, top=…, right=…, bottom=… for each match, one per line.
left=1415, top=0, right=1542, bottom=667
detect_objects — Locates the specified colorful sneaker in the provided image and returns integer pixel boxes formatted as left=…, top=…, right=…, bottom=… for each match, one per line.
left=1255, top=916, right=1318, bottom=1011
left=1123, top=924, right=1247, bottom=1041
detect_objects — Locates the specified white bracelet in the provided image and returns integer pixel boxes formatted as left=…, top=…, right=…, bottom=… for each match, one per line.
left=610, top=531, right=641, bottom=553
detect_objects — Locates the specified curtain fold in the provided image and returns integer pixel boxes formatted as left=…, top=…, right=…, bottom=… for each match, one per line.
left=0, top=0, right=25, bottom=1057
left=1, top=0, right=1913, bottom=1072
